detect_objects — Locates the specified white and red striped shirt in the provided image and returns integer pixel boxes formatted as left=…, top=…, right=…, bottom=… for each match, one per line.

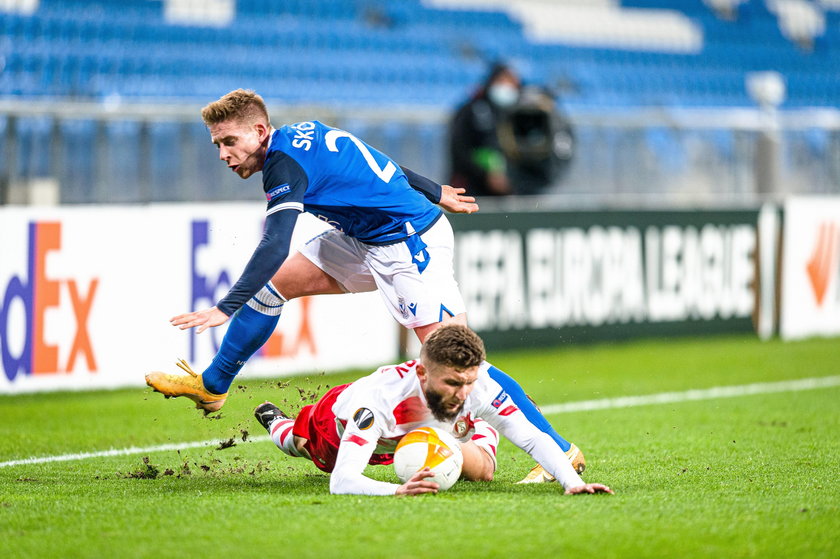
left=328, top=360, right=584, bottom=495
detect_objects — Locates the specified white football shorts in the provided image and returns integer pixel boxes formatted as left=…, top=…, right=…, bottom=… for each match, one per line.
left=298, top=215, right=466, bottom=329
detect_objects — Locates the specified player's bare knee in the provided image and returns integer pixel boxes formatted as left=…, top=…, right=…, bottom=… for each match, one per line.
left=294, top=436, right=311, bottom=460
left=272, top=253, right=343, bottom=298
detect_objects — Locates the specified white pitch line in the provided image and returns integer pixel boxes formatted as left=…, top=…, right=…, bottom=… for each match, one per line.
left=539, top=375, right=840, bottom=414
left=2, top=375, right=839, bottom=469
left=0, top=435, right=269, bottom=469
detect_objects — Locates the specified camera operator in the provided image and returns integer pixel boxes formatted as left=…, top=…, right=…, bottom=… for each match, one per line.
left=497, top=85, right=574, bottom=195
left=448, top=62, right=574, bottom=197
left=448, top=63, right=521, bottom=197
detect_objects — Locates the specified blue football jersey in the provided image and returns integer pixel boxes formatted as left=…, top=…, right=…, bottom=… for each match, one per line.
left=262, top=121, right=442, bottom=245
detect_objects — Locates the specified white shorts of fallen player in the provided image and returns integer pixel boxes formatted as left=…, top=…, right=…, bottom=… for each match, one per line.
left=298, top=215, right=466, bottom=329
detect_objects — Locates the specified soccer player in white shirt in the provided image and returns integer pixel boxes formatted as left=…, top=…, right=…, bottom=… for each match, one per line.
left=254, top=324, right=613, bottom=496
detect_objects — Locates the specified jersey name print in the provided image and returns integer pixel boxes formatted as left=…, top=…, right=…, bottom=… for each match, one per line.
left=263, top=121, right=442, bottom=245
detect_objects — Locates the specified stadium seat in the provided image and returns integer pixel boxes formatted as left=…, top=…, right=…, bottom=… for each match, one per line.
left=4, top=0, right=839, bottom=109
left=2, top=0, right=838, bottom=204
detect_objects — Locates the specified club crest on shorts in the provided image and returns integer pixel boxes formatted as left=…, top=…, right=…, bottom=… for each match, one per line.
left=353, top=407, right=375, bottom=430
left=398, top=296, right=409, bottom=319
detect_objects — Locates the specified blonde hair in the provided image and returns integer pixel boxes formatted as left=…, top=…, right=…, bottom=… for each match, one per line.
left=201, top=89, right=270, bottom=127
left=420, top=324, right=486, bottom=371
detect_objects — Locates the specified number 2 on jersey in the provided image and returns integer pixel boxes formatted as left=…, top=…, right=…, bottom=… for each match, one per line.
left=325, top=130, right=397, bottom=183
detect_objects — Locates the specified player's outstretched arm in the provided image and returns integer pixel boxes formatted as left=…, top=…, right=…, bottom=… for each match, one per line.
left=565, top=483, right=614, bottom=495
left=395, top=467, right=440, bottom=496
left=170, top=306, right=230, bottom=333
left=439, top=184, right=479, bottom=214
left=480, top=398, right=613, bottom=495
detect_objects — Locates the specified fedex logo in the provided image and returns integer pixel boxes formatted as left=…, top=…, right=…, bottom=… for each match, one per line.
left=258, top=295, right=317, bottom=359
left=189, top=220, right=231, bottom=361
left=189, top=219, right=316, bottom=362
left=1, top=222, right=99, bottom=382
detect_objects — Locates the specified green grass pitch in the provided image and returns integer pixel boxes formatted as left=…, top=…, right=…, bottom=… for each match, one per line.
left=1, top=334, right=838, bottom=558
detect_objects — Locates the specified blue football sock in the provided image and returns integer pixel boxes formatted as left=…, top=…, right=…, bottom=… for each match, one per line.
left=201, top=304, right=280, bottom=395
left=487, top=364, right=572, bottom=452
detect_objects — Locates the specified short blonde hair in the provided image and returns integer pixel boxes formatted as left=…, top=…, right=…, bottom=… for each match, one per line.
left=420, top=324, right=486, bottom=371
left=201, top=89, right=270, bottom=127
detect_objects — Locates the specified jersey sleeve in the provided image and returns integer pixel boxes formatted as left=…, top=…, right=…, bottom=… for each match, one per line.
left=475, top=381, right=585, bottom=491
left=400, top=166, right=442, bottom=204
left=263, top=149, right=307, bottom=216
left=329, top=405, right=401, bottom=496
left=214, top=149, right=307, bottom=317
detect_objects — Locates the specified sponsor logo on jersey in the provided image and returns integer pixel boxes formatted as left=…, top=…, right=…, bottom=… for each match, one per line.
left=491, top=389, right=508, bottom=409
left=266, top=184, right=291, bottom=201
left=353, top=407, right=375, bottom=430
left=314, top=214, right=343, bottom=232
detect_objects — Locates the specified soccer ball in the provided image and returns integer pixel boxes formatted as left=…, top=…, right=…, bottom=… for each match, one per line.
left=393, top=426, right=464, bottom=490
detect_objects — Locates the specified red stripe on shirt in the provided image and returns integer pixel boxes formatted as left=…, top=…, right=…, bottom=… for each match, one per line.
left=345, top=434, right=370, bottom=447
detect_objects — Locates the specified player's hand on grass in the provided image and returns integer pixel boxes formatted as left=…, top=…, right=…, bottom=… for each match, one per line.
left=439, top=185, right=479, bottom=214
left=565, top=483, right=614, bottom=495
left=395, top=467, right=440, bottom=496
left=170, top=306, right=230, bottom=333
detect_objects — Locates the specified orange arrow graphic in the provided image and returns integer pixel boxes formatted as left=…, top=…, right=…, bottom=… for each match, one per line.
left=806, top=222, right=838, bottom=307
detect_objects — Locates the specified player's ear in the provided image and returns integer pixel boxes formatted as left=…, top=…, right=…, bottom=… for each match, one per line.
left=254, top=121, right=269, bottom=141
left=416, top=363, right=427, bottom=382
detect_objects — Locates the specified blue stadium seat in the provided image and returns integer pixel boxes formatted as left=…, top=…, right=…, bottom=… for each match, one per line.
left=1, top=0, right=838, bottom=109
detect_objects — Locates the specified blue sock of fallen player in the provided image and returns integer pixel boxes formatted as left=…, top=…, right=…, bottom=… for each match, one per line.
left=201, top=304, right=280, bottom=395
left=487, top=364, right=572, bottom=452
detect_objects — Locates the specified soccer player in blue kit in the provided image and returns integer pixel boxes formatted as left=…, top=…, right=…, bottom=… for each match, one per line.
left=146, top=89, right=582, bottom=482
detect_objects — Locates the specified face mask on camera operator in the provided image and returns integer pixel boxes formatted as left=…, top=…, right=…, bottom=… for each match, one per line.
left=486, top=70, right=521, bottom=109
